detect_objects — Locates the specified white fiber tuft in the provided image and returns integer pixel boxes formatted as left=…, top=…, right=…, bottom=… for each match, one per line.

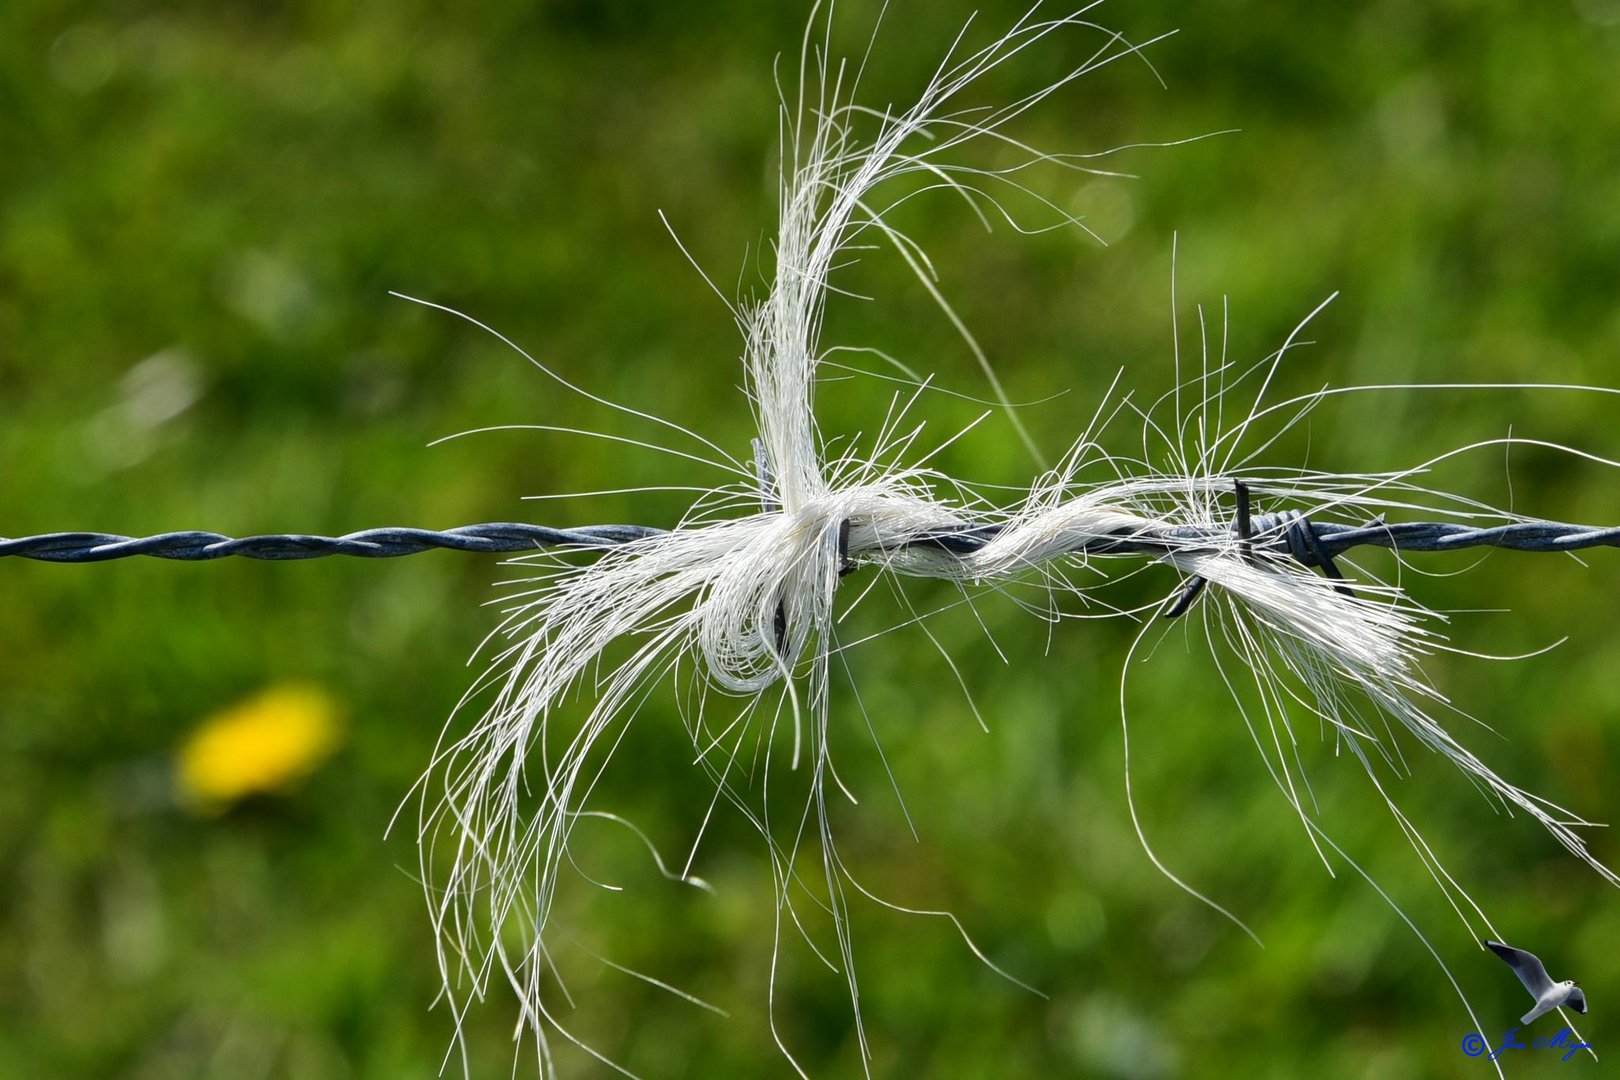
left=407, top=5, right=1612, bottom=1074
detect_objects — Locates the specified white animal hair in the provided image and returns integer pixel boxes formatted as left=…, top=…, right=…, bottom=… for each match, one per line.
left=405, top=4, right=1610, bottom=1074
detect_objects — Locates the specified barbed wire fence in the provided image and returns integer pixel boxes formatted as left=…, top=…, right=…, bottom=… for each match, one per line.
left=8, top=500, right=1618, bottom=583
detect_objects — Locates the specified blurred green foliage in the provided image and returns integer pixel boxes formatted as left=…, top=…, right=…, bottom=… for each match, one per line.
left=3, top=2, right=1620, bottom=1077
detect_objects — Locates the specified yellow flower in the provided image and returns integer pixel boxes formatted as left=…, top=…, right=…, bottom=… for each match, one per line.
left=177, top=683, right=343, bottom=812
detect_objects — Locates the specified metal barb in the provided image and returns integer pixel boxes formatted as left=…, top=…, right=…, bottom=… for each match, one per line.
left=1161, top=576, right=1208, bottom=619
left=1164, top=480, right=1256, bottom=620
left=837, top=518, right=855, bottom=577
left=1234, top=479, right=1254, bottom=554
left=1256, top=509, right=1356, bottom=601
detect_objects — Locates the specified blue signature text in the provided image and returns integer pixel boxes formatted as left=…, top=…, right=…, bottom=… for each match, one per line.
left=1461, top=1027, right=1593, bottom=1063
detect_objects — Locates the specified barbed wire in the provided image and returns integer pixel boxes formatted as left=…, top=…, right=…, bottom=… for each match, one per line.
left=5, top=511, right=1619, bottom=566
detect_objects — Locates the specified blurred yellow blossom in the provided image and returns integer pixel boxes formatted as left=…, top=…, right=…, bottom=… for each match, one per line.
left=177, top=683, right=343, bottom=812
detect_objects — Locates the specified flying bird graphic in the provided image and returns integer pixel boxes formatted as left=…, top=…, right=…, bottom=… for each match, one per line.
left=1486, top=940, right=1587, bottom=1025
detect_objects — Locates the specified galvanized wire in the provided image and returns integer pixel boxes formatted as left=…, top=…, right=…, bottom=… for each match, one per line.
left=0, top=524, right=663, bottom=562
left=4, top=515, right=1620, bottom=564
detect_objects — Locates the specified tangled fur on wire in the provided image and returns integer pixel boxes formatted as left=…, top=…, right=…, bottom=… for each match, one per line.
left=406, top=4, right=1610, bottom=1073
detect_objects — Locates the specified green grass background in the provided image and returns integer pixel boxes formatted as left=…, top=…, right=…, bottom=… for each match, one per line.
left=4, top=2, right=1620, bottom=1077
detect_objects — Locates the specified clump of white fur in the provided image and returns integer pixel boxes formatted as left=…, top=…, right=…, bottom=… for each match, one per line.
left=411, top=5, right=1609, bottom=1074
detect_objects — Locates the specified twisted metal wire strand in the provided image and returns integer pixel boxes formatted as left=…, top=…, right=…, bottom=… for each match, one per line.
left=0, top=524, right=664, bottom=562
left=4, top=515, right=1620, bottom=564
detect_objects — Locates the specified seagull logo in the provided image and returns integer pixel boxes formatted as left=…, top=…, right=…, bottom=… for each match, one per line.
left=1486, top=940, right=1587, bottom=1025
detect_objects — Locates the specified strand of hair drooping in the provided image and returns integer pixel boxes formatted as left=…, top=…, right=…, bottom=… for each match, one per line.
left=408, top=6, right=1608, bottom=1074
